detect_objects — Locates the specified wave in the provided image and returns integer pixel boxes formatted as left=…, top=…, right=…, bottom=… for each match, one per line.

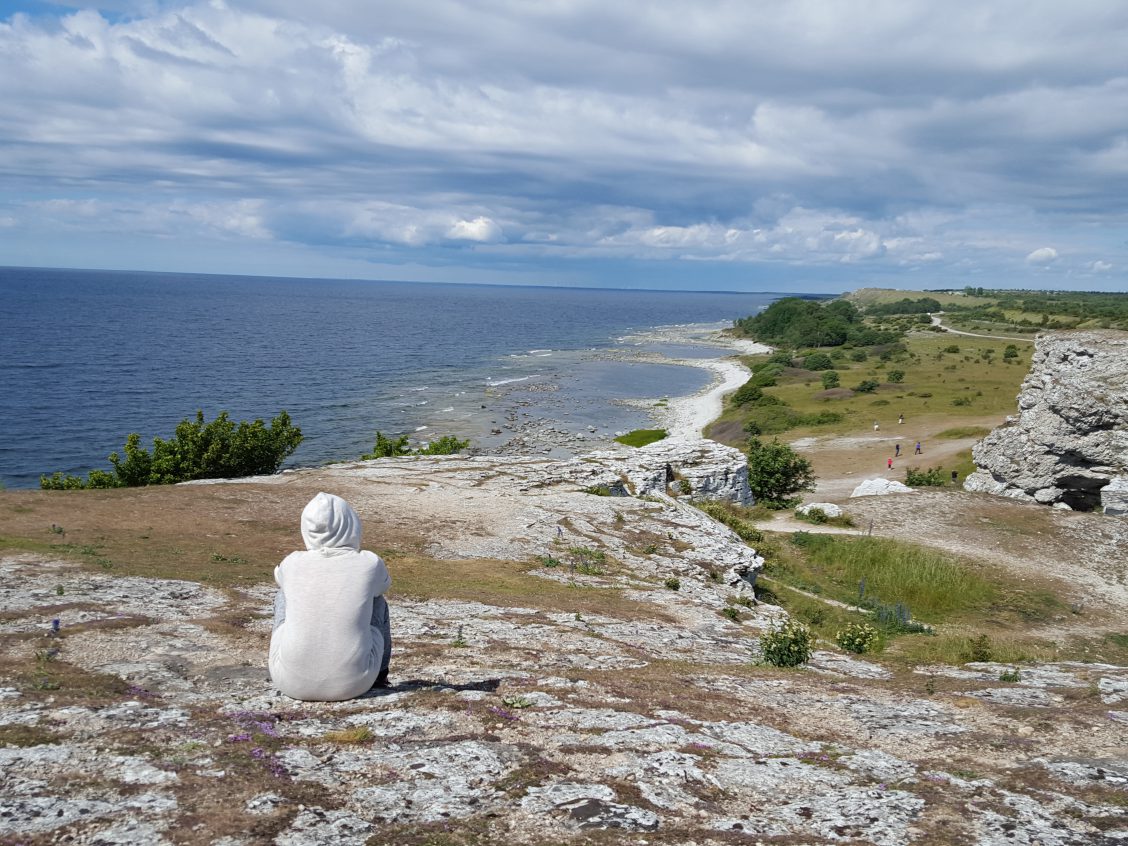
left=485, top=375, right=533, bottom=387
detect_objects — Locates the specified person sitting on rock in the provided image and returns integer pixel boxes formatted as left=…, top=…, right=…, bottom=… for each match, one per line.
left=269, top=492, right=392, bottom=701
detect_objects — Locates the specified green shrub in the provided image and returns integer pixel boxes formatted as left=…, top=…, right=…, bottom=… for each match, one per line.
left=677, top=479, right=692, bottom=495
left=582, top=485, right=613, bottom=496
left=905, top=466, right=948, bottom=487
left=852, top=379, right=880, bottom=394
left=966, top=633, right=994, bottom=662
left=664, top=577, right=681, bottom=591
left=850, top=350, right=868, bottom=362
left=944, top=344, right=960, bottom=353
left=42, top=410, right=302, bottom=489
left=730, top=381, right=764, bottom=407
left=1003, top=345, right=1019, bottom=360
left=999, top=667, right=1021, bottom=682
left=364, top=431, right=469, bottom=459
left=417, top=435, right=470, bottom=455
left=759, top=620, right=815, bottom=667
left=835, top=622, right=879, bottom=654
left=821, top=371, right=840, bottom=389
left=746, top=438, right=816, bottom=508
left=722, top=606, right=741, bottom=622
left=951, top=396, right=973, bottom=407
left=803, top=353, right=834, bottom=371
left=364, top=431, right=411, bottom=458
left=887, top=369, right=905, bottom=383
left=799, top=507, right=828, bottom=524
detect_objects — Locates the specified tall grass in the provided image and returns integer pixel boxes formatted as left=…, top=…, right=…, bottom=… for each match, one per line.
left=791, top=534, right=995, bottom=621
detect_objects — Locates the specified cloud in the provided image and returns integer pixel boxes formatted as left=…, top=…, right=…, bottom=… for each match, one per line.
left=447, top=216, right=502, bottom=242
left=1026, top=246, right=1058, bottom=264
left=1089, top=260, right=1113, bottom=272
left=1, top=1, right=1127, bottom=288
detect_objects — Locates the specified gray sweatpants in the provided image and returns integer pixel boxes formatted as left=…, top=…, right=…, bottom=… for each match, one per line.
left=272, top=591, right=392, bottom=677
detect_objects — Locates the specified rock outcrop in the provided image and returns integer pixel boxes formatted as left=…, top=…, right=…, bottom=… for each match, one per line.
left=963, top=331, right=1128, bottom=512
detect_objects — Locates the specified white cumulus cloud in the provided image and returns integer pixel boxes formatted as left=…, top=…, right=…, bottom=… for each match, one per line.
left=1025, top=246, right=1058, bottom=264
left=447, top=216, right=502, bottom=243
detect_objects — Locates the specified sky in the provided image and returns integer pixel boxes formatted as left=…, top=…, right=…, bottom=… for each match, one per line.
left=1, top=1, right=1127, bottom=293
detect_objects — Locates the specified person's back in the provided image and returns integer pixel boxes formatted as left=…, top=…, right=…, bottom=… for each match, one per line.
left=269, top=492, right=391, bottom=701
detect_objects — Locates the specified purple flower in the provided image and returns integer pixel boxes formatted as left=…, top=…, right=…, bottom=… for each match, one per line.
left=250, top=747, right=267, bottom=759
left=227, top=733, right=252, bottom=743
left=486, top=705, right=519, bottom=721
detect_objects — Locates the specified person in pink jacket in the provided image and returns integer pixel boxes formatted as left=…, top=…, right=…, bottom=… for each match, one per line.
left=269, top=492, right=391, bottom=701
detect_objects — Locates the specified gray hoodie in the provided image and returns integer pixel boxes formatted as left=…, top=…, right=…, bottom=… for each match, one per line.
left=268, top=493, right=391, bottom=701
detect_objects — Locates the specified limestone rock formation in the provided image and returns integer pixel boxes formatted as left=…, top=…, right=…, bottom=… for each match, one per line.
left=438, top=437, right=754, bottom=506
left=963, top=331, right=1128, bottom=512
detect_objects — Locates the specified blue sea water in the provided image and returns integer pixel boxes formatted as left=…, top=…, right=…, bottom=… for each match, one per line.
left=0, top=267, right=785, bottom=488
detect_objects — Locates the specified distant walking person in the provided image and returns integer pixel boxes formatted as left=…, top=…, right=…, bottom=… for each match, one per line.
left=873, top=421, right=880, bottom=432
left=895, top=443, right=901, bottom=457
left=898, top=413, right=904, bottom=425
left=887, top=457, right=893, bottom=470
left=915, top=441, right=922, bottom=455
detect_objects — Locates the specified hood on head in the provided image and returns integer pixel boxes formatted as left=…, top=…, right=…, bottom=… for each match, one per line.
left=300, top=492, right=362, bottom=553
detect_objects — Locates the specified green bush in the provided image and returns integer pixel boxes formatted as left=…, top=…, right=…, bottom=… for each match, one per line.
left=364, top=432, right=469, bottom=459
left=42, top=410, right=302, bottom=489
left=759, top=619, right=815, bottom=667
left=852, top=379, right=880, bottom=393
left=821, top=371, right=840, bottom=389
left=364, top=431, right=411, bottom=458
left=835, top=622, right=879, bottom=654
left=905, top=466, right=948, bottom=487
left=887, top=369, right=905, bottom=383
left=944, top=344, right=960, bottom=353
left=730, top=381, right=764, bottom=407
left=966, top=633, right=993, bottom=662
left=664, top=577, right=681, bottom=591
left=1003, top=345, right=1019, bottom=360
left=746, top=438, right=816, bottom=508
left=416, top=435, right=470, bottom=455
left=803, top=352, right=834, bottom=371
left=850, top=350, right=868, bottom=362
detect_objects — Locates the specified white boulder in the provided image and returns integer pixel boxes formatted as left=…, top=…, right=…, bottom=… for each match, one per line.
left=850, top=479, right=916, bottom=498
left=796, top=502, right=843, bottom=518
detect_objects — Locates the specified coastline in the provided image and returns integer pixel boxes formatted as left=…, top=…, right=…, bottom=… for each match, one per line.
left=614, top=326, right=772, bottom=443
left=480, top=324, right=772, bottom=458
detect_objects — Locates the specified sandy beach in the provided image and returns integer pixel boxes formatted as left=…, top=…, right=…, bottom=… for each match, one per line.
left=657, top=333, right=772, bottom=441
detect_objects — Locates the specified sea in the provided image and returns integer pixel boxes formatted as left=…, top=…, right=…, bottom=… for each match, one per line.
left=0, top=267, right=789, bottom=489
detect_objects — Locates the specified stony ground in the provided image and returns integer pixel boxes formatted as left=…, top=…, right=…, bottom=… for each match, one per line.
left=2, top=454, right=1128, bottom=845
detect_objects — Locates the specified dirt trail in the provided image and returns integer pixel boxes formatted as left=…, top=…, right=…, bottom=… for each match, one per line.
left=929, top=313, right=1035, bottom=342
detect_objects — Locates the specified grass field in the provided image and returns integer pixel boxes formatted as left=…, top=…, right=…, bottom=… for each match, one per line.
left=707, top=329, right=1031, bottom=449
